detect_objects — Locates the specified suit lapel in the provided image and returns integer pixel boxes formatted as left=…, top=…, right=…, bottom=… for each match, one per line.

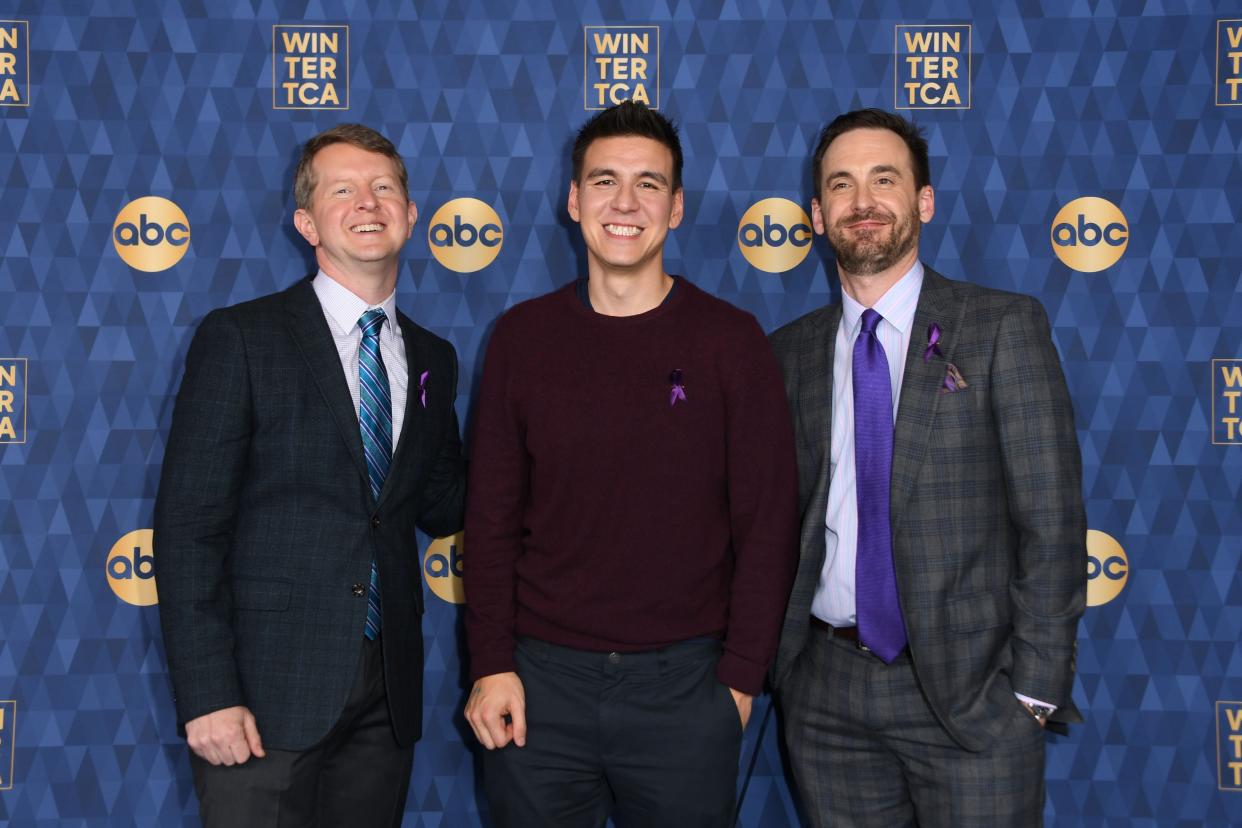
left=890, top=269, right=965, bottom=530
left=380, top=310, right=427, bottom=509
left=788, top=304, right=840, bottom=586
left=801, top=305, right=841, bottom=505
left=284, top=278, right=371, bottom=488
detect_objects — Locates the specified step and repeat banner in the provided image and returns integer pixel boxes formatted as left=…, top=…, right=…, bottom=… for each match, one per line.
left=1, top=1, right=1241, bottom=825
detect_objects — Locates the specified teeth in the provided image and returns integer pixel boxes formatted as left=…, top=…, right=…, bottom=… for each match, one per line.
left=352, top=224, right=384, bottom=232
left=605, top=224, right=640, bottom=237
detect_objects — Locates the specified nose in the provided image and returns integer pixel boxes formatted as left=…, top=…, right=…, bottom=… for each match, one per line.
left=611, top=183, right=638, bottom=212
left=355, top=190, right=378, bottom=210
left=850, top=184, right=875, bottom=212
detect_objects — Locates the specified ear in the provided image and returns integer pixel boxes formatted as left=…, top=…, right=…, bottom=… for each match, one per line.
left=567, top=180, right=581, bottom=223
left=811, top=197, right=826, bottom=236
left=918, top=185, right=935, bottom=224
left=293, top=208, right=319, bottom=247
left=668, top=187, right=685, bottom=230
left=405, top=200, right=418, bottom=239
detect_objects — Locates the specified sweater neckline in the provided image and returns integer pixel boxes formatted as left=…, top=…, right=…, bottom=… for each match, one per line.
left=565, top=275, right=690, bottom=325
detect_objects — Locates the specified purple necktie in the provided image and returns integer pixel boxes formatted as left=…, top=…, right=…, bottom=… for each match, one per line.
left=853, top=308, right=907, bottom=663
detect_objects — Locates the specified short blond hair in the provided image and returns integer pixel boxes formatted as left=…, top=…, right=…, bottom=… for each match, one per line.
left=293, top=124, right=408, bottom=210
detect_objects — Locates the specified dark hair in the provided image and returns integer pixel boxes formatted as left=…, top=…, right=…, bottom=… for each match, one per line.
left=810, top=108, right=930, bottom=197
left=571, top=101, right=684, bottom=191
left=294, top=123, right=408, bottom=210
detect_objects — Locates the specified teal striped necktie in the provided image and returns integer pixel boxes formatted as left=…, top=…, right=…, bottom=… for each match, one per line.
left=358, top=308, right=392, bottom=639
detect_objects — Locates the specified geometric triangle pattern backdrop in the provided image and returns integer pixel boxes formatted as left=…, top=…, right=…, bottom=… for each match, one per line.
left=2, top=0, right=1242, bottom=824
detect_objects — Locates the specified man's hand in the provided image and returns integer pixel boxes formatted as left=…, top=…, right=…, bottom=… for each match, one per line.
left=465, top=672, right=527, bottom=750
left=185, top=706, right=265, bottom=766
left=729, top=687, right=753, bottom=729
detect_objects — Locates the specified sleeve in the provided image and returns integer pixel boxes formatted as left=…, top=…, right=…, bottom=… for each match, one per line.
left=415, top=338, right=466, bottom=538
left=154, top=310, right=251, bottom=726
left=463, top=316, right=528, bottom=680
left=715, top=315, right=801, bottom=696
left=990, top=296, right=1087, bottom=707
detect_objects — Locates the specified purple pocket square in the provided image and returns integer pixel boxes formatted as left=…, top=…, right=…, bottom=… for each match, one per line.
left=940, top=363, right=968, bottom=393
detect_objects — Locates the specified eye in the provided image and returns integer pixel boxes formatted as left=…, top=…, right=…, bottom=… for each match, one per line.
left=594, top=177, right=615, bottom=186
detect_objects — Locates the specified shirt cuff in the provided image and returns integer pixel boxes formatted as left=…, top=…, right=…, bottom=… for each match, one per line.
left=1015, top=692, right=1056, bottom=712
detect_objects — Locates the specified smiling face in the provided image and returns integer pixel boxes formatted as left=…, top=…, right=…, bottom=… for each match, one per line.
left=567, top=135, right=684, bottom=281
left=812, top=127, right=934, bottom=278
left=293, top=142, right=418, bottom=286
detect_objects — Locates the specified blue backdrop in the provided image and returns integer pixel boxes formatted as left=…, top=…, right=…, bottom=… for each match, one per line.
left=1, top=0, right=1241, bottom=825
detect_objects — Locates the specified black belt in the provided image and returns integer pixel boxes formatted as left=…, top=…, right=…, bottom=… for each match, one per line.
left=809, top=616, right=909, bottom=658
left=810, top=615, right=860, bottom=643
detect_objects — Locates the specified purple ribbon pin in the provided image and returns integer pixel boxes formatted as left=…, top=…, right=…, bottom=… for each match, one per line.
left=669, top=368, right=687, bottom=406
left=924, top=322, right=944, bottom=362
left=418, top=370, right=429, bottom=408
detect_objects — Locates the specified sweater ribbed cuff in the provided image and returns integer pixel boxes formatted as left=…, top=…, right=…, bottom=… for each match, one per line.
left=715, top=650, right=767, bottom=697
left=469, top=649, right=518, bottom=683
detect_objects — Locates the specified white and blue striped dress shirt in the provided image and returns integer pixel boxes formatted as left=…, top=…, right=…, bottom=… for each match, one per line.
left=811, top=261, right=923, bottom=627
left=312, top=271, right=409, bottom=449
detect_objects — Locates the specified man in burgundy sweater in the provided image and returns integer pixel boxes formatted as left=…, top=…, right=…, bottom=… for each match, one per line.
left=463, top=101, right=799, bottom=826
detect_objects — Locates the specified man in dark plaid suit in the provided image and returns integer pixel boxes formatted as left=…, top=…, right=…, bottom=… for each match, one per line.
left=155, top=124, right=465, bottom=826
left=770, top=109, right=1086, bottom=827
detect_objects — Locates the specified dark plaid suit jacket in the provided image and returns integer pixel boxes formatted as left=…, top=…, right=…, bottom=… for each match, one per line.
left=155, top=276, right=465, bottom=750
left=770, top=267, right=1085, bottom=751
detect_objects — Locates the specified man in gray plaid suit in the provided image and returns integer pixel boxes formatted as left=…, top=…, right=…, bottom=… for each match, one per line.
left=770, top=109, right=1086, bottom=827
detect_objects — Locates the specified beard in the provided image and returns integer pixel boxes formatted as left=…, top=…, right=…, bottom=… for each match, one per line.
left=827, top=205, right=920, bottom=276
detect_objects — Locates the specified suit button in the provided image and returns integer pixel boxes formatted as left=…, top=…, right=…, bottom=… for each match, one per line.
left=608, top=652, right=620, bottom=664
left=352, top=583, right=365, bottom=597
left=371, top=516, right=380, bottom=529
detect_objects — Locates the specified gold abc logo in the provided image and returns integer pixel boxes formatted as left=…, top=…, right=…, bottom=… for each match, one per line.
left=737, top=198, right=813, bottom=273
left=424, top=532, right=464, bottom=604
left=427, top=198, right=503, bottom=273
left=1050, top=197, right=1128, bottom=273
left=106, top=529, right=158, bottom=606
left=112, top=196, right=191, bottom=272
left=1086, top=529, right=1128, bottom=607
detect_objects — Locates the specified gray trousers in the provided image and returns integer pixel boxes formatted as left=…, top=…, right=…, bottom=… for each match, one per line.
left=780, top=625, right=1045, bottom=828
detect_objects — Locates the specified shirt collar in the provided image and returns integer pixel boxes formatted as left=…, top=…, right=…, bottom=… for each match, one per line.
left=312, top=270, right=400, bottom=337
left=840, top=260, right=924, bottom=338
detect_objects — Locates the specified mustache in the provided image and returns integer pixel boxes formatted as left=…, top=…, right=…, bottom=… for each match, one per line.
left=837, top=208, right=895, bottom=227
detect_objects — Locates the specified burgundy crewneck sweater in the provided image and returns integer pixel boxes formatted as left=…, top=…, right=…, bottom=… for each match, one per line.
left=464, top=279, right=798, bottom=695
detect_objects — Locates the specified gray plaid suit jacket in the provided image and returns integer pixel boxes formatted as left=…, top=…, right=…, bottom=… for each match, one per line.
left=770, top=267, right=1085, bottom=751
left=155, top=276, right=465, bottom=751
